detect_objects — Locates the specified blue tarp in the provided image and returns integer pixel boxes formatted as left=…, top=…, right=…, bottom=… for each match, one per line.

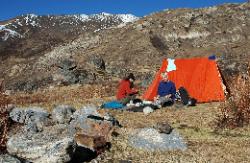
left=101, top=101, right=124, bottom=109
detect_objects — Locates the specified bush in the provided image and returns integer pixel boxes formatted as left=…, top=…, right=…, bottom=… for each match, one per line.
left=0, top=81, right=11, bottom=153
left=216, top=65, right=250, bottom=129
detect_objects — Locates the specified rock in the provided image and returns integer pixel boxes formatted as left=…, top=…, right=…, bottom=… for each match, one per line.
left=70, top=105, right=117, bottom=141
left=57, top=69, right=79, bottom=85
left=54, top=67, right=95, bottom=85
left=75, top=69, right=96, bottom=84
left=7, top=125, right=75, bottom=163
left=153, top=122, right=173, bottom=134
left=143, top=106, right=154, bottom=115
left=57, top=59, right=77, bottom=71
left=75, top=133, right=107, bottom=152
left=0, top=154, right=21, bottom=163
left=129, top=128, right=187, bottom=151
left=135, top=24, right=143, bottom=31
left=9, top=107, right=50, bottom=132
left=142, top=21, right=150, bottom=28
left=52, top=105, right=76, bottom=124
left=87, top=55, right=105, bottom=70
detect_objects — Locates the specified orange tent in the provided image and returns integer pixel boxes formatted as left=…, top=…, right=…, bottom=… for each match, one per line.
left=142, top=57, right=225, bottom=103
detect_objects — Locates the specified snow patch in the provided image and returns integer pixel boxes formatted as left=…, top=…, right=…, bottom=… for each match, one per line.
left=23, top=14, right=39, bottom=26
left=0, top=25, right=23, bottom=41
left=117, top=14, right=139, bottom=23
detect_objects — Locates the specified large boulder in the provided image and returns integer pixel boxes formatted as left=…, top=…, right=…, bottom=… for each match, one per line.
left=69, top=105, right=118, bottom=149
left=52, top=105, right=76, bottom=124
left=53, top=59, right=95, bottom=85
left=9, top=107, right=50, bottom=132
left=0, top=154, right=21, bottom=163
left=7, top=124, right=75, bottom=163
left=129, top=128, right=187, bottom=152
left=87, top=55, right=105, bottom=70
left=57, top=59, right=77, bottom=71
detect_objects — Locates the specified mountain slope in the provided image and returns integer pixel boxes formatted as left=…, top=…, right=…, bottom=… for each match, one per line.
left=1, top=3, right=250, bottom=91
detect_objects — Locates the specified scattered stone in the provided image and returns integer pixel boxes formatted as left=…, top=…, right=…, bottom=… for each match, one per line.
left=6, top=104, right=119, bottom=162
left=7, top=125, right=75, bottom=163
left=52, top=105, right=76, bottom=124
left=135, top=24, right=143, bottom=31
left=0, top=154, right=21, bottom=163
left=87, top=55, right=106, bottom=70
left=9, top=107, right=50, bottom=132
left=129, top=128, right=187, bottom=152
left=75, top=133, right=107, bottom=152
left=70, top=105, right=115, bottom=141
left=142, top=21, right=151, bottom=28
left=153, top=122, right=173, bottom=134
left=143, top=106, right=154, bottom=115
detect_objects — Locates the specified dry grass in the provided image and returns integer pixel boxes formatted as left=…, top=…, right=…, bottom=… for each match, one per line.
left=6, top=82, right=250, bottom=162
left=100, top=104, right=250, bottom=163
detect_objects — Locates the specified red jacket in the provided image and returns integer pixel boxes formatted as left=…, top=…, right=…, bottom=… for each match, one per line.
left=116, top=80, right=138, bottom=100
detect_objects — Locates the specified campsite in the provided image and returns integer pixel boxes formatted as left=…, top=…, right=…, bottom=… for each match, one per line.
left=1, top=1, right=250, bottom=163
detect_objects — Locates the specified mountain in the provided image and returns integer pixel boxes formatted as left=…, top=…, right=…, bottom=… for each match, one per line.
left=1, top=3, right=250, bottom=92
left=0, top=13, right=138, bottom=58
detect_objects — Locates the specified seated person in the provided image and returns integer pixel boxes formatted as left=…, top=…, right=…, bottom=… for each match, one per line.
left=155, top=72, right=176, bottom=107
left=116, top=73, right=138, bottom=105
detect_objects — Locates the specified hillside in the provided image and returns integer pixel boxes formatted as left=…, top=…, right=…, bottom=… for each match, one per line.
left=1, top=3, right=250, bottom=92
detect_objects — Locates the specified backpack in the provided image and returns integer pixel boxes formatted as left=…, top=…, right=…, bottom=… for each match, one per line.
left=176, top=87, right=197, bottom=106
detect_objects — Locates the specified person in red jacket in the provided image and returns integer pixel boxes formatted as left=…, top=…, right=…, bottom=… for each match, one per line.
left=116, top=73, right=138, bottom=105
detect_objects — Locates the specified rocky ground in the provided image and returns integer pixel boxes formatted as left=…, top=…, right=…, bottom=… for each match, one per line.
left=0, top=83, right=249, bottom=163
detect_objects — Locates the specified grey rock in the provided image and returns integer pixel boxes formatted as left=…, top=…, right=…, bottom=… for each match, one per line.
left=58, top=69, right=79, bottom=85
left=142, top=21, right=151, bottom=27
left=135, top=24, right=143, bottom=31
left=129, top=128, right=187, bottom=151
left=57, top=59, right=77, bottom=70
left=69, top=105, right=102, bottom=135
left=9, top=107, right=50, bottom=133
left=52, top=105, right=76, bottom=124
left=153, top=122, right=173, bottom=134
left=143, top=106, right=154, bottom=115
left=88, top=55, right=105, bottom=70
left=0, top=154, right=21, bottom=163
left=7, top=125, right=75, bottom=163
left=69, top=105, right=116, bottom=139
left=9, top=107, right=49, bottom=124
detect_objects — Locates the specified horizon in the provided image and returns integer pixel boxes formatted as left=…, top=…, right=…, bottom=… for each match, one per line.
left=0, top=0, right=247, bottom=21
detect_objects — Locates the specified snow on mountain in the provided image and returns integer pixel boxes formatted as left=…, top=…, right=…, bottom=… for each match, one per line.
left=23, top=14, right=39, bottom=26
left=116, top=14, right=139, bottom=23
left=0, top=25, right=23, bottom=41
left=0, top=13, right=139, bottom=41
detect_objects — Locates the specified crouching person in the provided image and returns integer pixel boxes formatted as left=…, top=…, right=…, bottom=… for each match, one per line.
left=155, top=72, right=176, bottom=107
left=116, top=73, right=138, bottom=105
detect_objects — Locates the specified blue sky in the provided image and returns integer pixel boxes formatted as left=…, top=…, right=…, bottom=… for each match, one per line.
left=0, top=0, right=247, bottom=21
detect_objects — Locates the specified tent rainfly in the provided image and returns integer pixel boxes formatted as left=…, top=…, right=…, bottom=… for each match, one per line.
left=143, top=57, right=225, bottom=103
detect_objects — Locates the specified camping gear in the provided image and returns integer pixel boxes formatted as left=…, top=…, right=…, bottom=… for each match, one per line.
left=101, top=101, right=124, bottom=109
left=177, top=87, right=197, bottom=106
left=143, top=57, right=225, bottom=103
